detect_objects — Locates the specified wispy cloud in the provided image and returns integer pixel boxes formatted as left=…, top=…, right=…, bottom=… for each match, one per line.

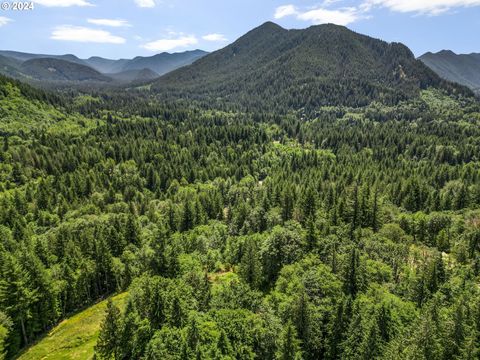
left=87, top=18, right=131, bottom=27
left=202, top=33, right=228, bottom=42
left=275, top=0, right=480, bottom=25
left=51, top=25, right=126, bottom=44
left=362, top=0, right=480, bottom=15
left=274, top=4, right=298, bottom=19
left=275, top=4, right=364, bottom=25
left=134, top=0, right=156, bottom=8
left=142, top=35, right=198, bottom=52
left=0, top=17, right=12, bottom=27
left=34, top=0, right=93, bottom=7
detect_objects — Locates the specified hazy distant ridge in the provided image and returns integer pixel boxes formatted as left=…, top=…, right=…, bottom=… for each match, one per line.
left=420, top=50, right=480, bottom=94
left=0, top=49, right=208, bottom=84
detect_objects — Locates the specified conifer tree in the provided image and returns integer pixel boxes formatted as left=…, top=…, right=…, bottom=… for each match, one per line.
left=239, top=237, right=262, bottom=289
left=278, top=322, right=302, bottom=360
left=95, top=299, right=121, bottom=359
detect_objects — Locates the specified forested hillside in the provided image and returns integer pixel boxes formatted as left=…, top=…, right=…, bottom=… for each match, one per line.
left=20, top=58, right=111, bottom=83
left=107, top=69, right=159, bottom=84
left=151, top=22, right=469, bottom=112
left=0, top=55, right=480, bottom=360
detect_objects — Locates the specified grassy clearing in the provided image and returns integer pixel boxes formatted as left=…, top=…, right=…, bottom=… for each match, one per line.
left=17, top=293, right=127, bottom=360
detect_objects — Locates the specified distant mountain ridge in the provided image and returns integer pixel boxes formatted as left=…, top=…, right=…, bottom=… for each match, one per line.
left=419, top=50, right=480, bottom=94
left=152, top=22, right=465, bottom=111
left=20, top=58, right=111, bottom=82
left=0, top=49, right=208, bottom=84
left=87, top=50, right=207, bottom=75
left=0, top=55, right=24, bottom=78
left=0, top=50, right=88, bottom=66
left=107, top=68, right=159, bottom=83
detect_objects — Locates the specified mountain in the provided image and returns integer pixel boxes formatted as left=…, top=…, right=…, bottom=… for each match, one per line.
left=85, top=56, right=129, bottom=74
left=20, top=58, right=111, bottom=82
left=0, top=49, right=208, bottom=84
left=0, top=55, right=24, bottom=78
left=419, top=50, right=480, bottom=94
left=108, top=68, right=159, bottom=83
left=121, top=50, right=207, bottom=75
left=85, top=50, right=207, bottom=75
left=152, top=22, right=465, bottom=111
left=0, top=50, right=87, bottom=65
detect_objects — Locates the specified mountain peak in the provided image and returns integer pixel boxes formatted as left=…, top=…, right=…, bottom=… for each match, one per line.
left=306, top=22, right=348, bottom=31
left=258, top=21, right=285, bottom=31
left=438, top=49, right=456, bottom=56
left=245, top=21, right=286, bottom=37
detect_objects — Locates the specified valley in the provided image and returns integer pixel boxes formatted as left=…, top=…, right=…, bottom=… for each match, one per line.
left=0, top=18, right=479, bottom=360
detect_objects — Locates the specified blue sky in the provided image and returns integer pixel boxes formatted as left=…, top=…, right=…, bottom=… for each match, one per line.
left=0, top=0, right=479, bottom=59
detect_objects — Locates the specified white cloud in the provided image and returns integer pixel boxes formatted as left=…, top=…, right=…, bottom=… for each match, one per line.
left=135, top=0, right=156, bottom=8
left=0, top=17, right=12, bottom=27
left=34, top=0, right=93, bottom=7
left=274, top=4, right=298, bottom=18
left=142, top=35, right=198, bottom=52
left=363, top=0, right=480, bottom=15
left=87, top=18, right=131, bottom=27
left=202, top=33, right=227, bottom=42
left=298, top=7, right=361, bottom=25
left=275, top=0, right=480, bottom=25
left=274, top=4, right=363, bottom=25
left=51, top=25, right=126, bottom=44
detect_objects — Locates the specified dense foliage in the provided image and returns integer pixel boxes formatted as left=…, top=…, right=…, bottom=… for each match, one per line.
left=0, top=65, right=480, bottom=360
